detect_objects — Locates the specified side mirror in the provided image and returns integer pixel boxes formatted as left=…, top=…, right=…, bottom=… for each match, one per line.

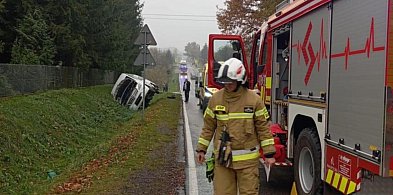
left=213, top=61, right=221, bottom=82
left=232, top=52, right=242, bottom=60
left=231, top=41, right=240, bottom=51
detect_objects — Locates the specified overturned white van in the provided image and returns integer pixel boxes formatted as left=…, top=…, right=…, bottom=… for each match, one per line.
left=111, top=73, right=159, bottom=110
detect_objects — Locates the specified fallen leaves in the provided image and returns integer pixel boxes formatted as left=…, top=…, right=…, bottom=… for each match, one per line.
left=51, top=95, right=182, bottom=194
left=53, top=132, right=136, bottom=194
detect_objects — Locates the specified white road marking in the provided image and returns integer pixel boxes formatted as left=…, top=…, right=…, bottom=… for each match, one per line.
left=181, top=79, right=199, bottom=195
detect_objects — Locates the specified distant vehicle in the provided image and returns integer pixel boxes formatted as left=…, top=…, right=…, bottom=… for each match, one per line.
left=190, top=73, right=196, bottom=80
left=180, top=74, right=188, bottom=80
left=198, top=63, right=219, bottom=112
left=190, top=69, right=198, bottom=80
left=111, top=73, right=159, bottom=110
left=179, top=60, right=188, bottom=75
left=194, top=72, right=202, bottom=98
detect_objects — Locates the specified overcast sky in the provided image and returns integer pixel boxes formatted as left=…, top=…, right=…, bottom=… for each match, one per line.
left=141, top=0, right=225, bottom=52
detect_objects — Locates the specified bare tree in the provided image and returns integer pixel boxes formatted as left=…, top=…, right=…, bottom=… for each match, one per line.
left=145, top=47, right=177, bottom=90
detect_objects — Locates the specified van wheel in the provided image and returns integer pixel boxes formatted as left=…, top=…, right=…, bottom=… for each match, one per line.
left=294, top=128, right=323, bottom=195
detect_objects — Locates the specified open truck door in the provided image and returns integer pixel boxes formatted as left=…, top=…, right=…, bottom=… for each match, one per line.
left=207, top=34, right=250, bottom=89
left=249, top=22, right=270, bottom=104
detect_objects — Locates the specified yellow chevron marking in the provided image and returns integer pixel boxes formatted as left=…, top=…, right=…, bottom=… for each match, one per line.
left=326, top=169, right=333, bottom=184
left=332, top=173, right=341, bottom=188
left=339, top=176, right=348, bottom=193
left=266, top=77, right=271, bottom=89
left=347, top=181, right=356, bottom=194
left=290, top=182, right=297, bottom=195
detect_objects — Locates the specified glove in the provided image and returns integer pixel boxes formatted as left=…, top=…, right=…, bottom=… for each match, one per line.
left=223, top=141, right=232, bottom=168
left=206, top=156, right=215, bottom=183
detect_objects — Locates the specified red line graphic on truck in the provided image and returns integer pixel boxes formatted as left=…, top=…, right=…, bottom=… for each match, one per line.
left=292, top=19, right=328, bottom=85
left=292, top=17, right=385, bottom=86
left=331, top=17, right=385, bottom=69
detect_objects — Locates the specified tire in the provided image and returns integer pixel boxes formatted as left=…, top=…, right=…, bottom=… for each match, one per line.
left=294, top=127, right=323, bottom=195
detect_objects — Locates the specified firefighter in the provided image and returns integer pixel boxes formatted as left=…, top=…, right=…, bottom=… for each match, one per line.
left=196, top=58, right=276, bottom=195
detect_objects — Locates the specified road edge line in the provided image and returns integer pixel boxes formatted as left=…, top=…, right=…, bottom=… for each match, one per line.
left=183, top=100, right=199, bottom=195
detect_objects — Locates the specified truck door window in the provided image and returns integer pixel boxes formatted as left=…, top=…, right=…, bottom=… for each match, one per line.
left=213, top=40, right=242, bottom=62
left=252, top=35, right=261, bottom=86
left=274, top=31, right=290, bottom=100
left=253, top=37, right=261, bottom=67
left=213, top=40, right=243, bottom=81
left=261, top=41, right=268, bottom=67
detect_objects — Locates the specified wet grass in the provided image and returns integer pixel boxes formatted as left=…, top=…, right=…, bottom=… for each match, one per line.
left=0, top=77, right=182, bottom=194
left=81, top=93, right=182, bottom=194
left=0, top=85, right=135, bottom=194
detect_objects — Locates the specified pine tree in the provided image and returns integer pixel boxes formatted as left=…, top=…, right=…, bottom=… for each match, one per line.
left=11, top=8, right=56, bottom=65
left=0, top=0, right=4, bottom=53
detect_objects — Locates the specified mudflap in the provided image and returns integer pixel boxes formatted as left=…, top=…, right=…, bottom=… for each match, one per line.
left=325, top=144, right=393, bottom=194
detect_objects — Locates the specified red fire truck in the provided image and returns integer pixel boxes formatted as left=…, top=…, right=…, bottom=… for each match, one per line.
left=206, top=0, right=393, bottom=194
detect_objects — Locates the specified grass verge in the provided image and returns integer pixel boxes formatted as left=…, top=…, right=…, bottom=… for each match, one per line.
left=0, top=83, right=182, bottom=194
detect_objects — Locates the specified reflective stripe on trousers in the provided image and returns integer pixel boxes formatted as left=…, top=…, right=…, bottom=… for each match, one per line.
left=232, top=146, right=260, bottom=162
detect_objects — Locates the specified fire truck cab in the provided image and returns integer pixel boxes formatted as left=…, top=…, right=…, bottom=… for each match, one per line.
left=207, top=0, right=393, bottom=194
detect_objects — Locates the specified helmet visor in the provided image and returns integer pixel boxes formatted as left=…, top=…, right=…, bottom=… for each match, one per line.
left=216, top=76, right=236, bottom=84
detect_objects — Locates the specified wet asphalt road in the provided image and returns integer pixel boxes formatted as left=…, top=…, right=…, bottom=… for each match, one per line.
left=180, top=68, right=294, bottom=195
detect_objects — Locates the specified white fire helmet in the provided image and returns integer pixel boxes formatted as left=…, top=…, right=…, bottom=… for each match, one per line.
left=216, top=58, right=247, bottom=84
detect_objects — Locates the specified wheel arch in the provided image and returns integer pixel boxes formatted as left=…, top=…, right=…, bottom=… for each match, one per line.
left=292, top=115, right=318, bottom=146
left=287, top=104, right=326, bottom=163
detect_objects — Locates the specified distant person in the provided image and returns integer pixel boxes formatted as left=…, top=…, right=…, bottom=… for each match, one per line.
left=183, top=78, right=191, bottom=102
left=162, top=82, right=168, bottom=92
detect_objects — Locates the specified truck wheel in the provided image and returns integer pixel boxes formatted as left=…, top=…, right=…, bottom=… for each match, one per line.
left=294, top=127, right=323, bottom=195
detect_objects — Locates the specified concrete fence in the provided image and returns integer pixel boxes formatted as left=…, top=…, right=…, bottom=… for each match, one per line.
left=0, top=64, right=120, bottom=97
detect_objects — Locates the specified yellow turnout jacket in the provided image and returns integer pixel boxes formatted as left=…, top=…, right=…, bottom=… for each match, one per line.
left=197, top=86, right=276, bottom=169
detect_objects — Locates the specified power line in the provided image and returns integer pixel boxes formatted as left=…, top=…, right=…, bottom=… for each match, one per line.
left=144, top=13, right=216, bottom=18
left=144, top=17, right=216, bottom=22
